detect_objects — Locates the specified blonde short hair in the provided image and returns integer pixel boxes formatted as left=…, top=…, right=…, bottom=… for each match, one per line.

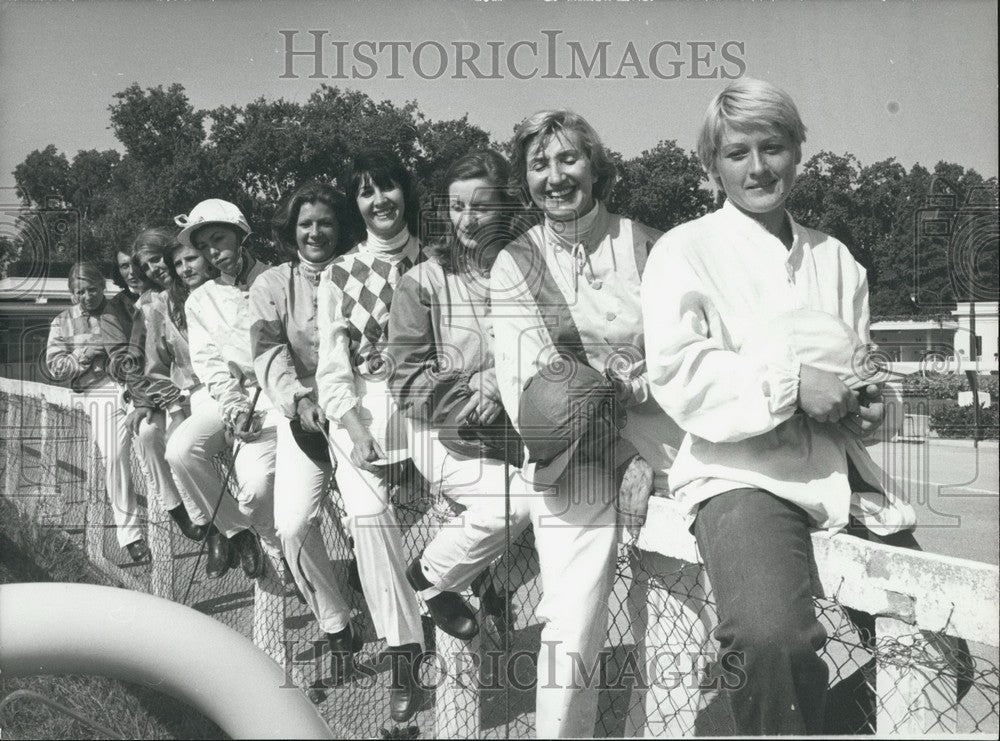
left=697, top=78, right=807, bottom=175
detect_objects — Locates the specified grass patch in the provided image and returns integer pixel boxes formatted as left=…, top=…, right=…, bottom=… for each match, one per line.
left=0, top=497, right=225, bottom=739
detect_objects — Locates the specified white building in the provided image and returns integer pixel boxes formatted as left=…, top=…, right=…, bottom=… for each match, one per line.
left=870, top=301, right=999, bottom=375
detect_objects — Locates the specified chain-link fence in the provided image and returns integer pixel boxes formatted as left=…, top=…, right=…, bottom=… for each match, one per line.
left=2, top=382, right=998, bottom=738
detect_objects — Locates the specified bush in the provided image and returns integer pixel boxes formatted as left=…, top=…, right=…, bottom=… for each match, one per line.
left=901, top=373, right=999, bottom=400
left=929, top=403, right=1000, bottom=439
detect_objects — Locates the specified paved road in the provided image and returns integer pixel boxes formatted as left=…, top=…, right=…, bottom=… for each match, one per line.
left=869, top=440, right=999, bottom=565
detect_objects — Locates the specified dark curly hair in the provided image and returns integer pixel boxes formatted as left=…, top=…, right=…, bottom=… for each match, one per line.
left=271, top=182, right=354, bottom=262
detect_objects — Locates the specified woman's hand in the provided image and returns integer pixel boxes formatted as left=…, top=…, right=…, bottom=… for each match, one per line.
left=457, top=392, right=503, bottom=426
left=341, top=409, right=386, bottom=472
left=461, top=368, right=503, bottom=425
left=76, top=346, right=106, bottom=367
left=798, top=364, right=859, bottom=423
left=125, top=407, right=157, bottom=436
left=231, top=409, right=264, bottom=442
left=296, top=397, right=327, bottom=433
left=469, top=368, right=500, bottom=402
left=840, top=383, right=886, bottom=438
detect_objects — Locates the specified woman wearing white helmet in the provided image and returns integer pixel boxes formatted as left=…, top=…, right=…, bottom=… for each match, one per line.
left=164, top=199, right=280, bottom=580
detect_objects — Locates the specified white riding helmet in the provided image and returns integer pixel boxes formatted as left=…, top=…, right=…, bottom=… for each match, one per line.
left=174, top=199, right=251, bottom=249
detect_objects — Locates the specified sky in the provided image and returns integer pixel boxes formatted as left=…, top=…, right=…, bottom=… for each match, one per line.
left=0, top=0, right=997, bottom=203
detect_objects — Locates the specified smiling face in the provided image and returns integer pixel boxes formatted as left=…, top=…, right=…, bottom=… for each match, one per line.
left=136, top=250, right=172, bottom=289
left=356, top=174, right=407, bottom=241
left=711, top=123, right=798, bottom=224
left=191, top=224, right=242, bottom=275
left=295, top=201, right=340, bottom=263
left=448, top=177, right=507, bottom=264
left=172, top=244, right=214, bottom=290
left=117, top=251, right=147, bottom=295
left=525, top=131, right=596, bottom=222
left=71, top=276, right=105, bottom=312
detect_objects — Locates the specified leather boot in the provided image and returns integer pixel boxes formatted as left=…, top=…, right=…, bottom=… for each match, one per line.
left=205, top=526, right=230, bottom=579
left=326, top=622, right=364, bottom=686
left=125, top=538, right=151, bottom=564
left=231, top=529, right=264, bottom=579
left=406, top=557, right=478, bottom=640
left=167, top=504, right=208, bottom=542
left=386, top=643, right=425, bottom=723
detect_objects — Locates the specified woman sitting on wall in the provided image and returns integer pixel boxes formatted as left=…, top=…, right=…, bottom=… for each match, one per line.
left=168, top=199, right=280, bottom=580
left=121, top=227, right=213, bottom=544
left=316, top=151, right=427, bottom=723
left=45, top=261, right=148, bottom=562
left=248, top=181, right=361, bottom=685
left=386, top=150, right=532, bottom=641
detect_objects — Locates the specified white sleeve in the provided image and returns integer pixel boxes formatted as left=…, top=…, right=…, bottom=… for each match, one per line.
left=642, top=233, right=800, bottom=444
left=489, top=250, right=559, bottom=433
left=315, top=271, right=360, bottom=422
left=186, top=289, right=249, bottom=424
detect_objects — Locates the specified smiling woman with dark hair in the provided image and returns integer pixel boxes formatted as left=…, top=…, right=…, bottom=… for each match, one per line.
left=248, top=181, right=362, bottom=686
left=316, top=150, right=426, bottom=723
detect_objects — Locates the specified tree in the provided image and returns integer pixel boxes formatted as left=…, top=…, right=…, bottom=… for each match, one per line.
left=610, top=140, right=712, bottom=233
left=14, top=145, right=70, bottom=207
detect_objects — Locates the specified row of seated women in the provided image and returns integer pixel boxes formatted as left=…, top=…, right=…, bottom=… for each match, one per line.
left=47, top=78, right=952, bottom=737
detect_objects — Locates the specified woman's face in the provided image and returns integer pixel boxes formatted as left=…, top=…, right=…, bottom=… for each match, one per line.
left=137, top=250, right=172, bottom=289
left=448, top=177, right=507, bottom=263
left=117, top=251, right=147, bottom=295
left=356, top=174, right=407, bottom=241
left=525, top=130, right=596, bottom=222
left=711, top=122, right=797, bottom=220
left=71, top=277, right=105, bottom=312
left=172, top=245, right=214, bottom=290
left=295, top=201, right=340, bottom=263
left=191, top=225, right=242, bottom=275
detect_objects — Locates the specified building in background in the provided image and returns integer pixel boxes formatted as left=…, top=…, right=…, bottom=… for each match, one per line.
left=870, top=301, right=1000, bottom=376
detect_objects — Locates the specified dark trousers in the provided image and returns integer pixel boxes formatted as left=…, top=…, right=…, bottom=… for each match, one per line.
left=694, top=489, right=830, bottom=735
left=694, top=488, right=952, bottom=735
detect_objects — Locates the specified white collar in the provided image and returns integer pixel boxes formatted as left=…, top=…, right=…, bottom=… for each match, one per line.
left=364, top=228, right=411, bottom=256
left=543, top=201, right=602, bottom=247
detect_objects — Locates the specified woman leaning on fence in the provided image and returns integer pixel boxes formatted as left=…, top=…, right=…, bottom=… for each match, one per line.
left=45, top=261, right=148, bottom=562
left=166, top=199, right=281, bottom=581
left=489, top=110, right=683, bottom=738
left=385, top=150, right=533, bottom=642
left=641, top=77, right=973, bottom=735
left=247, top=181, right=363, bottom=686
left=116, top=227, right=213, bottom=544
left=315, top=151, right=426, bottom=723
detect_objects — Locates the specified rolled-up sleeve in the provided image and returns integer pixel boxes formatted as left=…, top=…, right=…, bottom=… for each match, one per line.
left=316, top=270, right=359, bottom=422
left=250, top=274, right=311, bottom=419
left=642, top=234, right=800, bottom=444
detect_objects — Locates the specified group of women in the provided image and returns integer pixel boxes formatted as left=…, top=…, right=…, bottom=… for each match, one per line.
left=46, top=78, right=930, bottom=737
